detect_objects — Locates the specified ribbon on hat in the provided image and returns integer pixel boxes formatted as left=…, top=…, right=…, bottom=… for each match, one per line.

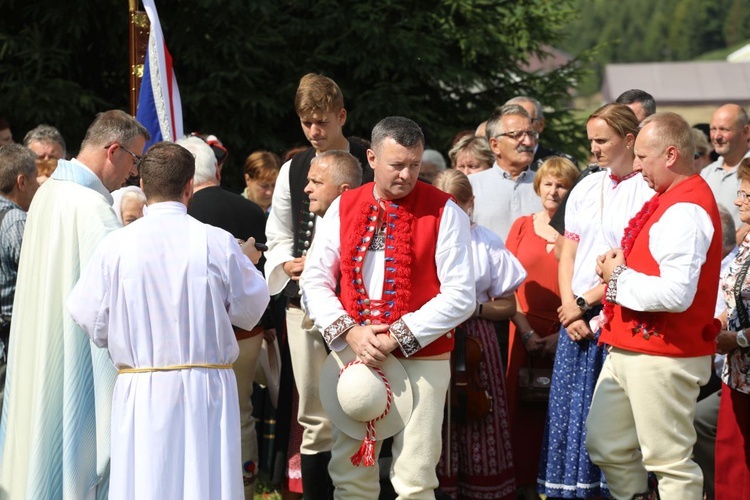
left=339, top=359, right=393, bottom=467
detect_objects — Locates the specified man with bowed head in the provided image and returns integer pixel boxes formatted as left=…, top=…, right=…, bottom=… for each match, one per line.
left=588, top=112, right=721, bottom=499
left=68, top=142, right=269, bottom=499
left=302, top=116, right=475, bottom=498
left=0, top=110, right=148, bottom=499
left=264, top=73, right=373, bottom=497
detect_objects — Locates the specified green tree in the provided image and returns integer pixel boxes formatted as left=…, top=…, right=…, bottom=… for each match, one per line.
left=1, top=0, right=589, bottom=189
left=560, top=0, right=747, bottom=96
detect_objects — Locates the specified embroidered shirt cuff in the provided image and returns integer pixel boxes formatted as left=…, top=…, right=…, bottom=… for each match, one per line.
left=323, top=315, right=357, bottom=346
left=390, top=318, right=421, bottom=357
left=606, top=264, right=628, bottom=303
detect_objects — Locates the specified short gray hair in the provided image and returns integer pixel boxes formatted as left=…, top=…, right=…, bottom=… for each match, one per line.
left=176, top=136, right=218, bottom=186
left=485, top=104, right=530, bottom=141
left=80, top=110, right=150, bottom=151
left=23, top=124, right=66, bottom=156
left=422, top=149, right=447, bottom=171
left=0, top=144, right=37, bottom=194
left=311, top=150, right=363, bottom=188
left=371, top=116, right=424, bottom=152
left=506, top=96, right=544, bottom=120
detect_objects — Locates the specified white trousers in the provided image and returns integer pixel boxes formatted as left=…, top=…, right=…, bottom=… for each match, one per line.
left=286, top=306, right=333, bottom=454
left=330, top=358, right=450, bottom=499
left=585, top=348, right=710, bottom=500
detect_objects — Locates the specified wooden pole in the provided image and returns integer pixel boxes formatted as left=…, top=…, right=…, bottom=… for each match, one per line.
left=128, top=0, right=149, bottom=116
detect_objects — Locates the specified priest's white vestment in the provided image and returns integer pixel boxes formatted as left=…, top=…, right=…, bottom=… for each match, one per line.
left=68, top=202, right=270, bottom=500
left=0, top=159, right=121, bottom=500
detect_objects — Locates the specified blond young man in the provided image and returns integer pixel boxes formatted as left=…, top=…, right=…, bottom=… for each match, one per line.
left=264, top=73, right=372, bottom=498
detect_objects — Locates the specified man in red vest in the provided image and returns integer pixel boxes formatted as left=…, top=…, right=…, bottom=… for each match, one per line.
left=302, top=116, right=476, bottom=498
left=587, top=112, right=722, bottom=500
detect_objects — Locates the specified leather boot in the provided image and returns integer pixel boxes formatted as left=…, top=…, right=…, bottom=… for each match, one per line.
left=301, top=452, right=333, bottom=500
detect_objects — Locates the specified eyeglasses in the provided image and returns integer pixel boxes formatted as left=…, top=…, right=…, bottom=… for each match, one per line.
left=495, top=130, right=539, bottom=141
left=104, top=143, right=141, bottom=165
left=737, top=190, right=750, bottom=202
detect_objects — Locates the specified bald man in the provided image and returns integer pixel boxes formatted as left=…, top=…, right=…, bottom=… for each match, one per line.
left=700, top=104, right=750, bottom=242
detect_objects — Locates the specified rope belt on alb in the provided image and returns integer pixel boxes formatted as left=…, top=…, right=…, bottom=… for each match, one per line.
left=118, top=363, right=233, bottom=374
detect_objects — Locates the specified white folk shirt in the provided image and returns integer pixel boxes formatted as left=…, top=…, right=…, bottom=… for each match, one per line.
left=265, top=159, right=296, bottom=295
left=301, top=197, right=476, bottom=354
left=565, top=170, right=655, bottom=296
left=67, top=202, right=269, bottom=500
left=614, top=203, right=714, bottom=312
left=470, top=224, right=527, bottom=301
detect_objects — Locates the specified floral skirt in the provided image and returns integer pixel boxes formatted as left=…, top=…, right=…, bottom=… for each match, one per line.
left=437, top=318, right=516, bottom=499
left=537, top=322, right=610, bottom=498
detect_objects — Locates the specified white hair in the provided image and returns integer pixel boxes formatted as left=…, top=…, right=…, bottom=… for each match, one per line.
left=422, top=149, right=447, bottom=171
left=176, top=136, right=217, bottom=186
left=111, top=186, right=147, bottom=224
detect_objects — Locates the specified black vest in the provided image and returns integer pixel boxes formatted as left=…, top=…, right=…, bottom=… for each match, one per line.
left=283, top=141, right=373, bottom=297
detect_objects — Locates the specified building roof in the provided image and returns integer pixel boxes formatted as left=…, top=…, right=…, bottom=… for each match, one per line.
left=602, top=61, right=750, bottom=106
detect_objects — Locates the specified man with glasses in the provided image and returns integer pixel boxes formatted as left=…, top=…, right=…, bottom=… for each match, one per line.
left=700, top=104, right=750, bottom=243
left=0, top=110, right=149, bottom=499
left=506, top=96, right=577, bottom=172
left=469, top=103, right=543, bottom=240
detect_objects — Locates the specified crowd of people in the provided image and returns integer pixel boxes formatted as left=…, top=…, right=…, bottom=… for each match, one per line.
left=0, top=75, right=749, bottom=500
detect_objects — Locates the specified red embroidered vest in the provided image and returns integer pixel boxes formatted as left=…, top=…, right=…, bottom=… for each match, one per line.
left=601, top=175, right=721, bottom=357
left=338, top=181, right=453, bottom=357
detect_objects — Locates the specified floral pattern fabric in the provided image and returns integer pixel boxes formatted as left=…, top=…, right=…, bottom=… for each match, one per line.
left=721, top=235, right=750, bottom=394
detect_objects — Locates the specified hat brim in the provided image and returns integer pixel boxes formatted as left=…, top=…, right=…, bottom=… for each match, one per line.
left=320, top=348, right=413, bottom=441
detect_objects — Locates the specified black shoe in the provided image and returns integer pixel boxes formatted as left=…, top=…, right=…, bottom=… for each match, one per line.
left=300, top=452, right=334, bottom=500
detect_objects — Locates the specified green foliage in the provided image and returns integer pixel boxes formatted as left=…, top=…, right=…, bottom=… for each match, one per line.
left=1, top=0, right=588, bottom=189
left=560, top=0, right=750, bottom=96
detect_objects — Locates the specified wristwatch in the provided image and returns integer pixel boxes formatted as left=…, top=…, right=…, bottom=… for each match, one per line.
left=575, top=295, right=591, bottom=312
left=737, top=329, right=749, bottom=348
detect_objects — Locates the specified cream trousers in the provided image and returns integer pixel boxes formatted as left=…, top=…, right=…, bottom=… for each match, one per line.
left=329, top=358, right=450, bottom=499
left=585, top=347, right=710, bottom=500
left=286, top=306, right=333, bottom=454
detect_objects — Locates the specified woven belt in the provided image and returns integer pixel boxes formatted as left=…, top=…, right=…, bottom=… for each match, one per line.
left=118, top=363, right=233, bottom=375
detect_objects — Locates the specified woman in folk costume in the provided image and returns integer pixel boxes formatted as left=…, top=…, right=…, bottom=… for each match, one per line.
left=537, top=104, right=654, bottom=498
left=433, top=169, right=527, bottom=499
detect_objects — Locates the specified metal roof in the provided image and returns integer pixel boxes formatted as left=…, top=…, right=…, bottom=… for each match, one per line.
left=602, top=61, right=750, bottom=106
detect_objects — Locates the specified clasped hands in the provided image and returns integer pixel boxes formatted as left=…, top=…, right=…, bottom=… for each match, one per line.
left=596, top=248, right=625, bottom=284
left=345, top=324, right=399, bottom=367
left=524, top=331, right=558, bottom=357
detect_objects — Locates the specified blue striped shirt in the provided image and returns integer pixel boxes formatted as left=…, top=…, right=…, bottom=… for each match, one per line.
left=0, top=195, right=26, bottom=317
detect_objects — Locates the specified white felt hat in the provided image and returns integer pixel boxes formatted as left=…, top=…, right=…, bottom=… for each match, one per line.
left=320, top=348, right=413, bottom=447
